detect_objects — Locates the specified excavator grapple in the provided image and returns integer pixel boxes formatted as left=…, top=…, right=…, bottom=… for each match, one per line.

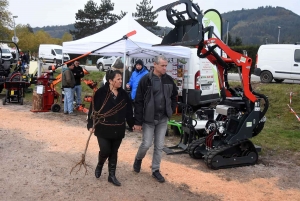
left=157, top=0, right=269, bottom=169
left=155, top=0, right=204, bottom=46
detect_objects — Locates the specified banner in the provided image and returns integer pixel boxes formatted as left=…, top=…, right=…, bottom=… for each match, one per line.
left=203, top=9, right=223, bottom=55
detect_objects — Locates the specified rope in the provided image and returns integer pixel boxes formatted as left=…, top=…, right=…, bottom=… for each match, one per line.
left=91, top=84, right=127, bottom=129
left=288, top=92, right=300, bottom=122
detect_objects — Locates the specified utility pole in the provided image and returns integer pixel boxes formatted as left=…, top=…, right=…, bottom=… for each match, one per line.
left=226, top=20, right=229, bottom=45
left=12, top=16, right=18, bottom=43
left=277, top=26, right=281, bottom=44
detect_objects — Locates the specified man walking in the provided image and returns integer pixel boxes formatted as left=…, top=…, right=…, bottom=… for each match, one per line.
left=72, top=61, right=84, bottom=107
left=62, top=63, right=76, bottom=115
left=133, top=55, right=178, bottom=183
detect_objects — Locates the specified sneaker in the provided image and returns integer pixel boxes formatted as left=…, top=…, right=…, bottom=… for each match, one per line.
left=133, top=159, right=142, bottom=173
left=69, top=112, right=77, bottom=116
left=152, top=170, right=165, bottom=183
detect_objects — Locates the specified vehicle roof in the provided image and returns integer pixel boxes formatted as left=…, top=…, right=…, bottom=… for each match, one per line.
left=260, top=44, right=300, bottom=49
left=39, top=44, right=62, bottom=48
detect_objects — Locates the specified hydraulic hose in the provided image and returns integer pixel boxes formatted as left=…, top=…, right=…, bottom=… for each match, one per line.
left=253, top=91, right=269, bottom=118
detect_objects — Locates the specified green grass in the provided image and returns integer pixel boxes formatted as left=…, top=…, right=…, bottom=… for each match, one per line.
left=230, top=82, right=300, bottom=152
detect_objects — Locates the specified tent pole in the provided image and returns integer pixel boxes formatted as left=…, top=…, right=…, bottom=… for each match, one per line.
left=122, top=44, right=126, bottom=89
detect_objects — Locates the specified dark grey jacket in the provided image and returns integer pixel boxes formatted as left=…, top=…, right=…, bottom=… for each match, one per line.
left=134, top=71, right=178, bottom=125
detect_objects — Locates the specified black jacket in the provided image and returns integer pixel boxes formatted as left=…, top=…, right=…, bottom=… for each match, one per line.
left=87, top=83, right=134, bottom=139
left=72, top=66, right=84, bottom=85
left=134, top=71, right=178, bottom=126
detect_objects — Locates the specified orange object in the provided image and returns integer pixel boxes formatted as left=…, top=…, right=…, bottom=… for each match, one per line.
left=201, top=38, right=256, bottom=103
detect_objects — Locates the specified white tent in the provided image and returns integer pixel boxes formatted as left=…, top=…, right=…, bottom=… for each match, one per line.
left=62, top=14, right=191, bottom=59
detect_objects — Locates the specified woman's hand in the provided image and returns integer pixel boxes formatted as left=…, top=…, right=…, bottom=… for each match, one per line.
left=89, top=128, right=94, bottom=133
left=133, top=125, right=142, bottom=131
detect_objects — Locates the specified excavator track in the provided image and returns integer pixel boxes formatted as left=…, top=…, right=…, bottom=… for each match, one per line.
left=204, top=139, right=258, bottom=169
left=188, top=137, right=206, bottom=159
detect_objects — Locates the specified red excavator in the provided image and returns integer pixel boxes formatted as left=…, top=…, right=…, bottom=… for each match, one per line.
left=156, top=0, right=269, bottom=169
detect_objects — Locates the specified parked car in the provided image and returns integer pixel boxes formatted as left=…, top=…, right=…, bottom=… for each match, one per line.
left=38, top=44, right=70, bottom=64
left=0, top=46, right=13, bottom=64
left=96, top=56, right=117, bottom=71
left=254, top=44, right=300, bottom=83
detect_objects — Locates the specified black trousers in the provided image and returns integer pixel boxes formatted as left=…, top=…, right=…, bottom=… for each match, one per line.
left=97, top=137, right=122, bottom=160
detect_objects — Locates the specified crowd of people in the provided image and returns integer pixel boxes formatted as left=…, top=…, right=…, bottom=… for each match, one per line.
left=61, top=55, right=177, bottom=186
left=84, top=55, right=178, bottom=186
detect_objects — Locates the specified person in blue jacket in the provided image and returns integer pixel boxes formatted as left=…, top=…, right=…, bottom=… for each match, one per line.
left=126, top=59, right=149, bottom=102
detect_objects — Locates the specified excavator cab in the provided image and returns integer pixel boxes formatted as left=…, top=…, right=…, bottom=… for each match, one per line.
left=155, top=0, right=204, bottom=46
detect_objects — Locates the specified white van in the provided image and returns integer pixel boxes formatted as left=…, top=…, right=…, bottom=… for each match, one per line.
left=181, top=48, right=220, bottom=107
left=0, top=44, right=13, bottom=63
left=254, top=44, right=300, bottom=83
left=38, top=44, right=70, bottom=64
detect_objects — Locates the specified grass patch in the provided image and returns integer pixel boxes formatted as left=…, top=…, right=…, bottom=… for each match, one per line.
left=230, top=82, right=300, bottom=152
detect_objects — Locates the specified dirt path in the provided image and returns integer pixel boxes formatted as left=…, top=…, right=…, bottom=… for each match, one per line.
left=0, top=102, right=299, bottom=201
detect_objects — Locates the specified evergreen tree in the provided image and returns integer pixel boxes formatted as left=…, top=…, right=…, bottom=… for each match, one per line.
left=26, top=24, right=34, bottom=33
left=224, top=33, right=234, bottom=46
left=234, top=36, right=243, bottom=46
left=134, top=0, right=160, bottom=32
left=70, top=0, right=120, bottom=40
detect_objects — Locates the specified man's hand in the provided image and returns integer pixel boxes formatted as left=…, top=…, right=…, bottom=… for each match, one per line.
left=89, top=128, right=94, bottom=133
left=133, top=125, right=142, bottom=131
left=126, top=84, right=130, bottom=89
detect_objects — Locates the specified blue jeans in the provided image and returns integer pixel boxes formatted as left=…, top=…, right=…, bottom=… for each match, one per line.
left=21, top=61, right=27, bottom=73
left=64, top=88, right=74, bottom=113
left=74, top=85, right=82, bottom=105
left=135, top=117, right=168, bottom=172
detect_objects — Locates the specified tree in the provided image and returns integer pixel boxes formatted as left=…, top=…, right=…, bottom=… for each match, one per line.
left=134, top=0, right=160, bottom=33
left=0, top=0, right=11, bottom=27
left=224, top=33, right=233, bottom=46
left=70, top=0, right=120, bottom=40
left=0, top=0, right=12, bottom=40
left=26, top=24, right=34, bottom=33
left=62, top=32, right=73, bottom=42
left=225, top=34, right=243, bottom=46
left=234, top=36, right=243, bottom=46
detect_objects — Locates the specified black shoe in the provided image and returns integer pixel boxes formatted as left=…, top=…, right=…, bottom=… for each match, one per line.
left=152, top=170, right=165, bottom=183
left=95, top=164, right=103, bottom=178
left=95, top=152, right=107, bottom=178
left=108, top=175, right=121, bottom=186
left=133, top=159, right=142, bottom=173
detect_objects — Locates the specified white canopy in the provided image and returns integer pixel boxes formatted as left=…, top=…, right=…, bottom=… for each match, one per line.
left=63, top=14, right=191, bottom=58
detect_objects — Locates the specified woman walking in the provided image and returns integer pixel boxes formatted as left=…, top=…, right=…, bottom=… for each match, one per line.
left=87, top=70, right=134, bottom=186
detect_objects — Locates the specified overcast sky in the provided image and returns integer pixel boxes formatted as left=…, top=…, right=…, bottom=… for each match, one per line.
left=8, top=0, right=300, bottom=28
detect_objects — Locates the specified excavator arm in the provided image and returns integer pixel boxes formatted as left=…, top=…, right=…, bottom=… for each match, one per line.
left=49, top=64, right=90, bottom=88
left=198, top=38, right=257, bottom=103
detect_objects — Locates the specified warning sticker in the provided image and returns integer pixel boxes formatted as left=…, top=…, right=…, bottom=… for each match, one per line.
left=246, top=122, right=252, bottom=127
